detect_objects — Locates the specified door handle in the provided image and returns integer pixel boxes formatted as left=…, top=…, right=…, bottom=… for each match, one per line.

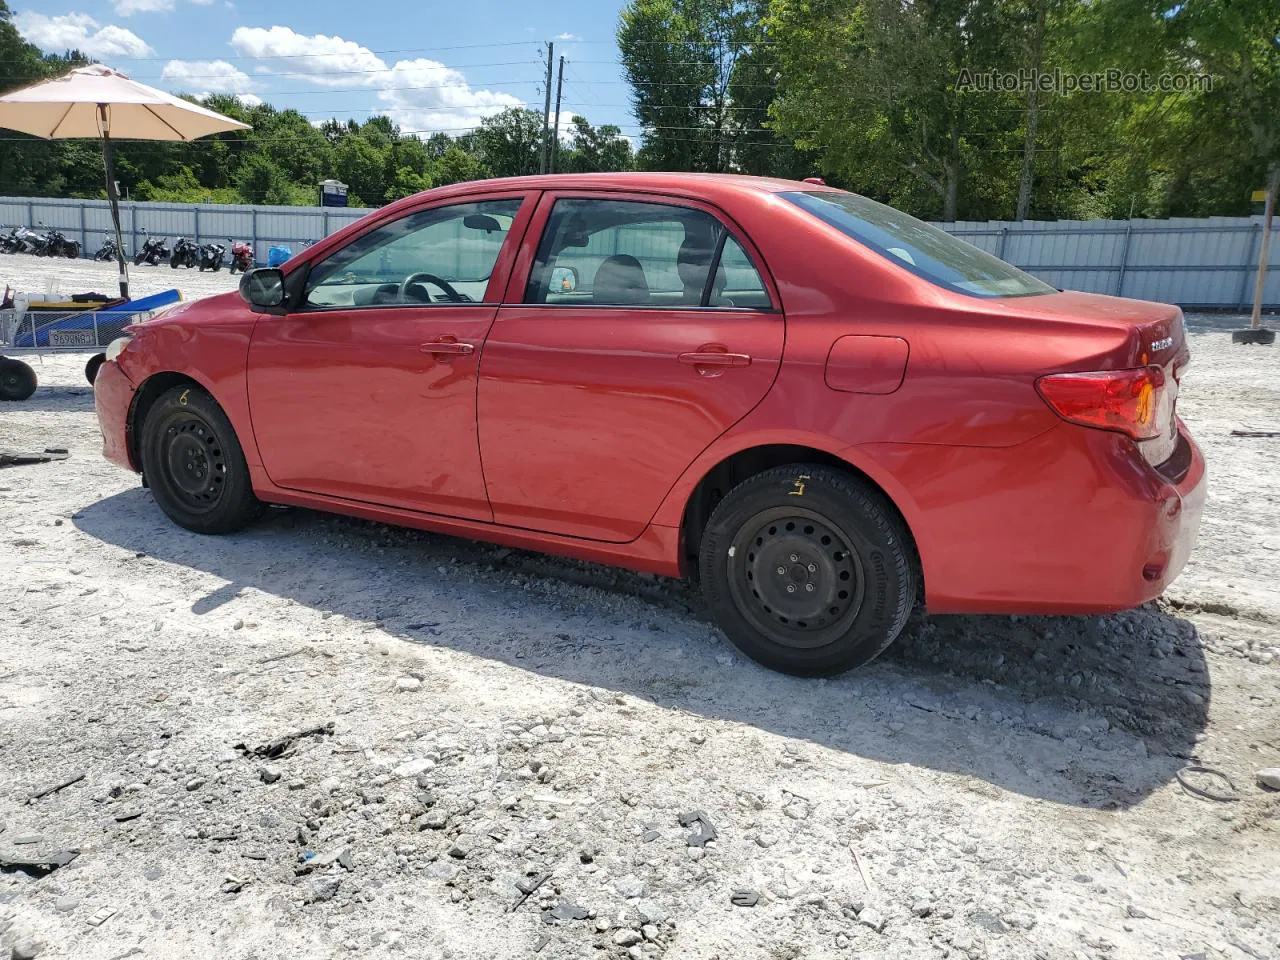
left=420, top=340, right=475, bottom=356
left=678, top=351, right=751, bottom=368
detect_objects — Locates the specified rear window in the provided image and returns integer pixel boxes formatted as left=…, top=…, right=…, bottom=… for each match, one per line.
left=781, top=191, right=1055, bottom=298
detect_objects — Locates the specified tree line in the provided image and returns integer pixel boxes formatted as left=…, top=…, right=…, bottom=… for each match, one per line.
left=1, top=0, right=1275, bottom=221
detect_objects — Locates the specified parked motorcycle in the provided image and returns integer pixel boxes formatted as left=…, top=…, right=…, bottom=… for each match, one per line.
left=0, top=226, right=22, bottom=254
left=227, top=238, right=255, bottom=274
left=169, top=236, right=199, bottom=269
left=34, top=226, right=80, bottom=259
left=133, top=230, right=170, bottom=266
left=93, top=233, right=123, bottom=262
left=10, top=225, right=43, bottom=254
left=197, top=240, right=225, bottom=272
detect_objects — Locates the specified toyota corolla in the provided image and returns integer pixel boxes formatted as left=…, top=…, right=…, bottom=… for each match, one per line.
left=94, top=173, right=1205, bottom=676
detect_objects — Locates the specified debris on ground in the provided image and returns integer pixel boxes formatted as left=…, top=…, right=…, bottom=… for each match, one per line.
left=234, top=722, right=335, bottom=760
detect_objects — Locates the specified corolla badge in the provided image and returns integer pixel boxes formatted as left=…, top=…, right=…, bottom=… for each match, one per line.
left=1150, top=336, right=1174, bottom=351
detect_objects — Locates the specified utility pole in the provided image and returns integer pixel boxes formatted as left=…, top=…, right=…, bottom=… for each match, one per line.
left=540, top=41, right=554, bottom=174
left=551, top=56, right=565, bottom=174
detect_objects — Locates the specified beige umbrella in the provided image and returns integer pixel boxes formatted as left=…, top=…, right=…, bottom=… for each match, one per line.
left=0, top=64, right=250, bottom=298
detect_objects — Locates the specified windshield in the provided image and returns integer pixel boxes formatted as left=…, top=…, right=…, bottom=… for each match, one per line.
left=781, top=191, right=1055, bottom=298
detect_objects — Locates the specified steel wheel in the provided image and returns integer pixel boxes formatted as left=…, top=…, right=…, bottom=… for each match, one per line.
left=727, top=506, right=865, bottom=649
left=154, top=412, right=228, bottom=514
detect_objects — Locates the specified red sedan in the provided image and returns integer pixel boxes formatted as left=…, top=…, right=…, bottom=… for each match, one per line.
left=94, top=174, right=1205, bottom=676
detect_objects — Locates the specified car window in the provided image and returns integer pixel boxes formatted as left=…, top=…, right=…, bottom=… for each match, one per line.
left=305, top=199, right=523, bottom=308
left=781, top=190, right=1054, bottom=298
left=525, top=198, right=770, bottom=309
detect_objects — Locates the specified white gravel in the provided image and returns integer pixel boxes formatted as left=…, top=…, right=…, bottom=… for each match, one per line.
left=2, top=258, right=1279, bottom=960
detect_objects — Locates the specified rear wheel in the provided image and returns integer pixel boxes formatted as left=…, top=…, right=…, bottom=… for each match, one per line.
left=698, top=465, right=916, bottom=677
left=140, top=384, right=264, bottom=534
left=0, top=358, right=37, bottom=401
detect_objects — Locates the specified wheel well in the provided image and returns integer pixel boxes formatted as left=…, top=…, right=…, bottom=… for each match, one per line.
left=679, top=444, right=920, bottom=581
left=127, top=372, right=201, bottom=469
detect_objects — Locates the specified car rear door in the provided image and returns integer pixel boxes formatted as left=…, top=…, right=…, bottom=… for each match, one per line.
left=246, top=192, right=534, bottom=520
left=477, top=191, right=785, bottom=542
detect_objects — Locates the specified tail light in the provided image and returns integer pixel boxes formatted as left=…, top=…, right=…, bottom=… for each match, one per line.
left=1036, top=366, right=1170, bottom=441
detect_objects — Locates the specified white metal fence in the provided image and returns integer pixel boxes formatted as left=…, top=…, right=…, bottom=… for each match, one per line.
left=1, top=195, right=1277, bottom=309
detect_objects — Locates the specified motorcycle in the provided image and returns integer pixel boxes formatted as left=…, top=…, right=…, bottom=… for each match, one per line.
left=93, top=233, right=123, bottom=262
left=10, top=226, right=43, bottom=254
left=0, top=226, right=22, bottom=254
left=197, top=240, right=225, bottom=272
left=227, top=238, right=255, bottom=274
left=133, top=230, right=170, bottom=266
left=36, top=227, right=80, bottom=259
left=169, top=236, right=199, bottom=269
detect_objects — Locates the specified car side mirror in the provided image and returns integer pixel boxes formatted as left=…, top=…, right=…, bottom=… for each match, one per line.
left=550, top=265, right=579, bottom=293
left=240, top=268, right=287, bottom=313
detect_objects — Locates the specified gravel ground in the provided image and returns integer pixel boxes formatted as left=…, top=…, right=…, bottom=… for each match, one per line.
left=1, top=258, right=1279, bottom=960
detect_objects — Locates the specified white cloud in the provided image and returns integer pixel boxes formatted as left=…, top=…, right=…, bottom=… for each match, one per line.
left=161, top=59, right=254, bottom=94
left=555, top=32, right=581, bottom=41
left=228, top=25, right=523, bottom=132
left=14, top=12, right=153, bottom=57
left=230, top=25, right=385, bottom=86
left=114, top=0, right=174, bottom=15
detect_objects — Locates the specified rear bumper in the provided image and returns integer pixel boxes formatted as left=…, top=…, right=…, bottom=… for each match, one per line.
left=94, top=359, right=138, bottom=472
left=855, top=421, right=1207, bottom=615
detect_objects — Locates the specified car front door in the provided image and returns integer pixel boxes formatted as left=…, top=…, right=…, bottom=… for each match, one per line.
left=478, top=192, right=785, bottom=542
left=247, top=193, right=533, bottom=520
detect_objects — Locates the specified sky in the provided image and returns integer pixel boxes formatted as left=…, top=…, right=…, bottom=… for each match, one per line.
left=12, top=0, right=637, bottom=140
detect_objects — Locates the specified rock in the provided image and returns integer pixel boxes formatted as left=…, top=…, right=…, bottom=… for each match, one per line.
left=614, top=875, right=647, bottom=899
left=259, top=765, right=282, bottom=784
left=641, top=924, right=659, bottom=941
left=612, top=929, right=642, bottom=947
left=53, top=897, right=80, bottom=913
left=307, top=876, right=342, bottom=903
left=911, top=899, right=933, bottom=917
left=857, top=907, right=886, bottom=933
left=425, top=862, right=457, bottom=881
left=144, top=866, right=164, bottom=881
left=635, top=899, right=667, bottom=924
left=185, top=777, right=205, bottom=792
left=319, top=777, right=342, bottom=795
left=420, top=810, right=449, bottom=830
left=1256, top=768, right=1280, bottom=791
left=287, top=779, right=306, bottom=791
left=784, top=801, right=809, bottom=820
left=731, top=889, right=760, bottom=908
left=627, top=948, right=644, bottom=960
left=396, top=677, right=422, bottom=692
left=547, top=902, right=589, bottom=921
left=755, top=834, right=778, bottom=848
left=395, top=758, right=436, bottom=778
left=11, top=942, right=41, bottom=960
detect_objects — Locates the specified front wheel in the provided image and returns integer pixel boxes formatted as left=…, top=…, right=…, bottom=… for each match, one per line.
left=140, top=384, right=264, bottom=534
left=65, top=241, right=80, bottom=259
left=85, top=353, right=105, bottom=384
left=698, top=465, right=917, bottom=677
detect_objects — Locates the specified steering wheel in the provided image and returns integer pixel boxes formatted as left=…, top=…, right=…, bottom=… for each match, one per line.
left=399, top=272, right=463, bottom=303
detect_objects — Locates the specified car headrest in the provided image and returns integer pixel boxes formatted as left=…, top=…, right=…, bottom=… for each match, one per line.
left=592, top=255, right=650, bottom=305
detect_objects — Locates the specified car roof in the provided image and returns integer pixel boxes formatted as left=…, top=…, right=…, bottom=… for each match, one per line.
left=421, top=172, right=835, bottom=202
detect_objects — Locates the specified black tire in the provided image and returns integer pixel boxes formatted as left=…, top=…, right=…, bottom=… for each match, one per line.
left=65, top=241, right=80, bottom=259
left=85, top=353, right=106, bottom=384
left=698, top=464, right=917, bottom=677
left=140, top=384, right=264, bottom=534
left=0, top=358, right=37, bottom=401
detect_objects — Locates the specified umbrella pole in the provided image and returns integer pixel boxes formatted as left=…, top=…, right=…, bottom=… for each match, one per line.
left=101, top=126, right=129, bottom=300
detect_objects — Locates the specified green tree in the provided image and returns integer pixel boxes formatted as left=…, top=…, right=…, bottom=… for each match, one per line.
left=477, top=107, right=543, bottom=178
left=432, top=143, right=488, bottom=185
left=563, top=117, right=635, bottom=173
